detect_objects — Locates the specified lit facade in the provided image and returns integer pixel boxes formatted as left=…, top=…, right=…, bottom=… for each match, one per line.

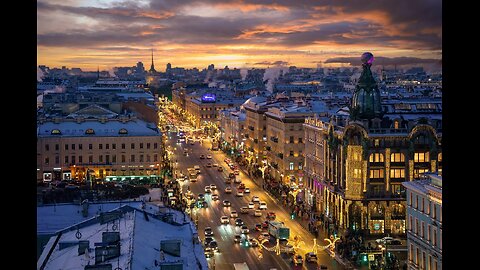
left=218, top=109, right=246, bottom=152
left=403, top=174, right=442, bottom=270
left=242, top=96, right=269, bottom=164
left=37, top=106, right=163, bottom=182
left=303, top=54, right=442, bottom=235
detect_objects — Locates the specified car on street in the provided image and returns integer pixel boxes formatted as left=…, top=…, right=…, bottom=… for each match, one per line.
left=234, top=169, right=240, bottom=175
left=233, top=234, right=242, bottom=243
left=211, top=194, right=219, bottom=201
left=225, top=186, right=232, bottom=193
left=248, top=202, right=255, bottom=209
left=248, top=238, right=258, bottom=247
left=259, top=201, right=267, bottom=210
left=197, top=194, right=205, bottom=201
left=208, top=240, right=218, bottom=252
left=204, top=227, right=213, bottom=237
left=217, top=167, right=223, bottom=172
left=223, top=200, right=231, bottom=207
left=292, top=254, right=303, bottom=265
left=212, top=163, right=218, bottom=167
left=241, top=225, right=249, bottom=234
left=261, top=222, right=269, bottom=230
left=305, top=252, right=318, bottom=263
left=254, top=210, right=262, bottom=217
left=229, top=173, right=236, bottom=179
left=204, top=236, right=214, bottom=246
left=204, top=186, right=211, bottom=193
left=220, top=216, right=229, bottom=224
left=236, top=191, right=244, bottom=197
left=210, top=184, right=217, bottom=190
left=204, top=247, right=214, bottom=258
left=207, top=154, right=212, bottom=159
left=200, top=154, right=205, bottom=159
left=252, top=196, right=260, bottom=203
left=244, top=187, right=250, bottom=193
left=229, top=210, right=238, bottom=218
left=206, top=163, right=212, bottom=167
left=376, top=236, right=401, bottom=245
left=235, top=218, right=244, bottom=226
left=240, top=207, right=249, bottom=214
left=234, top=178, right=242, bottom=184
left=266, top=212, right=276, bottom=220
left=254, top=224, right=262, bottom=231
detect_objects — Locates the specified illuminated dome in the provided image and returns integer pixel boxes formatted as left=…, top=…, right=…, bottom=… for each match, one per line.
left=350, top=52, right=383, bottom=120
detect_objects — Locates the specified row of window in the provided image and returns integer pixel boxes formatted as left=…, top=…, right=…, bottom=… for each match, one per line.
left=288, top=162, right=303, bottom=170
left=368, top=152, right=437, bottom=163
left=44, top=154, right=159, bottom=165
left=45, top=143, right=159, bottom=151
left=409, top=243, right=439, bottom=270
left=408, top=215, right=441, bottom=249
left=409, top=192, right=441, bottom=222
left=287, top=136, right=303, bottom=143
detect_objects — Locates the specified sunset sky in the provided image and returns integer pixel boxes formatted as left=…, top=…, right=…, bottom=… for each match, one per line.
left=37, top=0, right=442, bottom=71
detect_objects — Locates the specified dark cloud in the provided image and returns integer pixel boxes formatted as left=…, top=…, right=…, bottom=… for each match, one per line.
left=325, top=56, right=441, bottom=66
left=254, top=60, right=289, bottom=66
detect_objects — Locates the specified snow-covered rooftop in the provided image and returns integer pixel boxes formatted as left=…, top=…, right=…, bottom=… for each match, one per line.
left=37, top=118, right=160, bottom=137
left=38, top=205, right=208, bottom=270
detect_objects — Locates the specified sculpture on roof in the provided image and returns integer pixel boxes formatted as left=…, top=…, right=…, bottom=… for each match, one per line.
left=350, top=52, right=383, bottom=120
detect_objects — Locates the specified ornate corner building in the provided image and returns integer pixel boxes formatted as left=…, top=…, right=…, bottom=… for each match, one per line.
left=303, top=53, right=442, bottom=235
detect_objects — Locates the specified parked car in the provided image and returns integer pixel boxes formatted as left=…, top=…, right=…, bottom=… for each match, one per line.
left=375, top=236, right=401, bottom=245
left=305, top=252, right=318, bottom=263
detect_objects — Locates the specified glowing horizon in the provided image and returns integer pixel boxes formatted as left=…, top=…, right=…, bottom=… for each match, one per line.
left=37, top=0, right=442, bottom=72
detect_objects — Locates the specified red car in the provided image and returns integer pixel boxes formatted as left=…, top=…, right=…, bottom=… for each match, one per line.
left=267, top=212, right=276, bottom=220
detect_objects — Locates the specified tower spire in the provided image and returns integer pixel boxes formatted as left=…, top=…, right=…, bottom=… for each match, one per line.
left=149, top=48, right=156, bottom=73
left=97, top=66, right=100, bottom=79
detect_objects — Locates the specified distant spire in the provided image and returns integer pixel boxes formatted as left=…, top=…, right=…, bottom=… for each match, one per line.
left=149, top=48, right=156, bottom=73
left=97, top=66, right=100, bottom=79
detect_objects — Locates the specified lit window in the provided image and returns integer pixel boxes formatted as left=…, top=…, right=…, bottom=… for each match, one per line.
left=369, top=169, right=384, bottom=179
left=390, top=169, right=405, bottom=178
left=438, top=152, right=442, bottom=162
left=353, top=168, right=361, bottom=178
left=414, top=152, right=430, bottom=162
left=369, top=153, right=384, bottom=162
left=85, top=128, right=95, bottom=134
left=394, top=121, right=399, bottom=129
left=289, top=162, right=294, bottom=170
left=119, top=128, right=128, bottom=134
left=51, top=129, right=61, bottom=135
left=390, top=153, right=405, bottom=162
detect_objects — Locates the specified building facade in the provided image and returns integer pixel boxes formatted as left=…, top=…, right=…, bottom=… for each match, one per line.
left=402, top=174, right=442, bottom=270
left=37, top=106, right=163, bottom=182
left=303, top=53, right=442, bottom=235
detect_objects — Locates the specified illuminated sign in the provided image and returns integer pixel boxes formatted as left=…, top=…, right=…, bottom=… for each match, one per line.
left=201, top=93, right=216, bottom=103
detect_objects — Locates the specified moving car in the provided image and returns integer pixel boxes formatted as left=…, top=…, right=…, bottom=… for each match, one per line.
left=236, top=191, right=244, bottom=197
left=235, top=218, right=244, bottom=226
left=223, top=200, right=231, bottom=207
left=234, top=178, right=241, bottom=184
left=217, top=167, right=224, bottom=172
left=197, top=194, right=205, bottom=201
left=200, top=154, right=206, bottom=159
left=208, top=240, right=219, bottom=252
left=259, top=201, right=267, bottom=210
left=234, top=234, right=242, bottom=243
left=220, top=216, right=229, bottom=224
left=248, top=202, right=255, bottom=209
left=225, top=186, right=232, bottom=193
left=204, top=236, right=214, bottom=246
left=244, top=187, right=250, bottom=193
left=206, top=163, right=212, bottom=167
left=211, top=194, right=219, bottom=201
left=305, top=252, right=318, bottom=263
left=204, top=186, right=211, bottom=193
left=258, top=232, right=270, bottom=241
left=266, top=212, right=276, bottom=220
left=248, top=238, right=258, bottom=247
left=254, top=210, right=262, bottom=217
left=212, top=163, right=218, bottom=167
left=240, top=207, right=249, bottom=214
left=230, top=210, right=238, bottom=218
left=210, top=184, right=217, bottom=190
left=233, top=169, right=240, bottom=175
left=241, top=225, right=249, bottom=234
left=254, top=224, right=262, bottom=231
left=207, top=154, right=212, bottom=159
left=251, top=196, right=260, bottom=203
left=204, top=227, right=213, bottom=237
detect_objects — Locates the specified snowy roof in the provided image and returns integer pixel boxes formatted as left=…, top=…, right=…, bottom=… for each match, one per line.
left=37, top=118, right=160, bottom=137
left=242, top=96, right=268, bottom=108
left=67, top=104, right=118, bottom=118
left=38, top=205, right=208, bottom=270
left=116, top=92, right=155, bottom=100
left=37, top=201, right=144, bottom=235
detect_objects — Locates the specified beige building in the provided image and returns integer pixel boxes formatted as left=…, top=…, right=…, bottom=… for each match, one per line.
left=242, top=96, right=270, bottom=164
left=37, top=105, right=163, bottom=182
left=265, top=105, right=317, bottom=186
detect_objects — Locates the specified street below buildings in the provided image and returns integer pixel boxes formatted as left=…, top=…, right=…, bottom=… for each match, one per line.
left=163, top=120, right=345, bottom=270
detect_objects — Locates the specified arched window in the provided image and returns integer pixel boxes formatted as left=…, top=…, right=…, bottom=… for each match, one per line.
left=119, top=128, right=128, bottom=134
left=85, top=128, right=95, bottom=134
left=51, top=129, right=61, bottom=135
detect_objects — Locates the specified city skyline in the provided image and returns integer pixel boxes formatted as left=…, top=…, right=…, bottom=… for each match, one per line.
left=37, top=0, right=442, bottom=71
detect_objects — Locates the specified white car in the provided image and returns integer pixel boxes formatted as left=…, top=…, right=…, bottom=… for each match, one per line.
left=225, top=187, right=232, bottom=193
left=204, top=186, right=212, bottom=193
left=236, top=191, right=244, bottom=197
left=207, top=154, right=212, bottom=159
left=230, top=210, right=238, bottom=218
left=210, top=184, right=217, bottom=190
left=212, top=163, right=218, bottom=167
left=259, top=201, right=267, bottom=210
left=220, top=216, right=229, bottom=225
left=248, top=202, right=255, bottom=209
left=254, top=210, right=262, bottom=217
left=251, top=196, right=260, bottom=203
left=244, top=188, right=250, bottom=193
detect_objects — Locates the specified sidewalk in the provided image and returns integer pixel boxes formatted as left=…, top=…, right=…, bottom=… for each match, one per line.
left=236, top=163, right=357, bottom=269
